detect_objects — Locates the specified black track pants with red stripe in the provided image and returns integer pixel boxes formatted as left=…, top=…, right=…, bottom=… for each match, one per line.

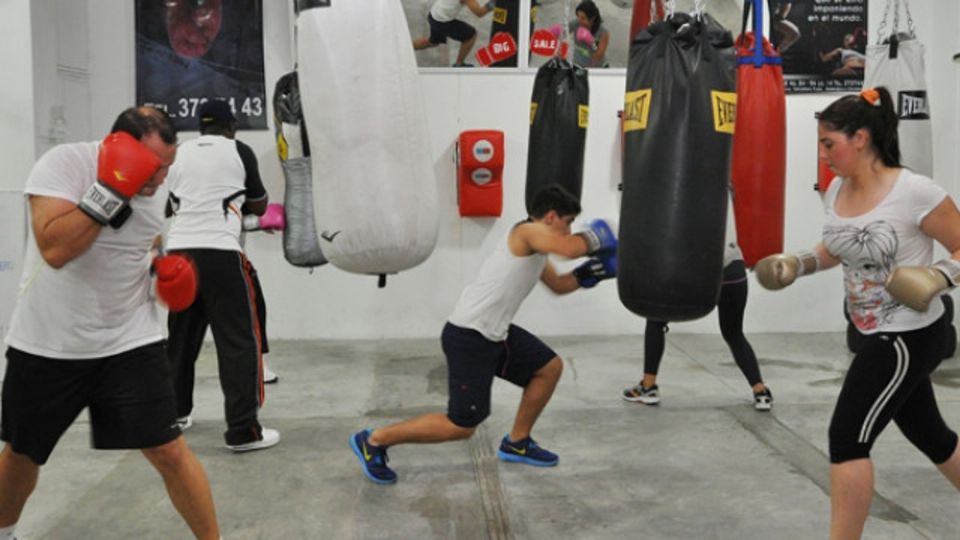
left=167, top=248, right=265, bottom=446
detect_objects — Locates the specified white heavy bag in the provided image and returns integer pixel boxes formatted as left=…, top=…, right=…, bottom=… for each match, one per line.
left=297, top=0, right=439, bottom=276
left=864, top=2, right=932, bottom=178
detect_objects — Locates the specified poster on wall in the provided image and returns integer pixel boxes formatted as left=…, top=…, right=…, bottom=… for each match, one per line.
left=135, top=0, right=267, bottom=131
left=770, top=0, right=867, bottom=94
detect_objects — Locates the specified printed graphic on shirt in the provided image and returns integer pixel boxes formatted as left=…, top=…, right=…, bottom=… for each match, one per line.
left=824, top=220, right=898, bottom=331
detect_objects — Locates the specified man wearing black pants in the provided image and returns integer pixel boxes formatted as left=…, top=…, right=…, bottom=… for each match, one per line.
left=165, top=100, right=279, bottom=452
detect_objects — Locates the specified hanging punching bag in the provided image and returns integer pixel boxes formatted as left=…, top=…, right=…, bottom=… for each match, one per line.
left=619, top=12, right=737, bottom=322
left=525, top=57, right=589, bottom=213
left=273, top=71, right=326, bottom=268
left=731, top=0, right=786, bottom=267
left=296, top=0, right=438, bottom=280
left=864, top=0, right=932, bottom=178
left=490, top=0, right=523, bottom=67
left=630, top=0, right=665, bottom=43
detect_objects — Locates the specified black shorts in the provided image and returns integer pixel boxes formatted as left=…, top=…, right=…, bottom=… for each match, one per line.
left=442, top=322, right=557, bottom=428
left=1, top=342, right=181, bottom=465
left=428, top=13, right=477, bottom=45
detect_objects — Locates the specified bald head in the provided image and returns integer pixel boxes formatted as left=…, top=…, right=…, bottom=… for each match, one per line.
left=110, top=106, right=178, bottom=145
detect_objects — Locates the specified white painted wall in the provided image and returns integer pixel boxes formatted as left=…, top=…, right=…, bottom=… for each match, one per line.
left=0, top=0, right=34, bottom=350
left=16, top=0, right=960, bottom=339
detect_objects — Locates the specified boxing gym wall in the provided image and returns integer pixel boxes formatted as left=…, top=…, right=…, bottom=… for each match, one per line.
left=9, top=0, right=960, bottom=341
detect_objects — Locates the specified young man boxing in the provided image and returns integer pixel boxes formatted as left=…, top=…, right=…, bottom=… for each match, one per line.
left=350, top=184, right=617, bottom=484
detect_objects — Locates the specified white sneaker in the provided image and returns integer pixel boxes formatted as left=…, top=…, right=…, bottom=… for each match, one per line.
left=622, top=383, right=660, bottom=405
left=175, top=416, right=193, bottom=431
left=753, top=388, right=773, bottom=411
left=226, top=428, right=280, bottom=453
left=263, top=361, right=278, bottom=384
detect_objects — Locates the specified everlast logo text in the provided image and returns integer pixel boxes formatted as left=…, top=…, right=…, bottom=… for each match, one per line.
left=899, top=91, right=930, bottom=120
left=711, top=91, right=736, bottom=134
left=578, top=105, right=589, bottom=128
left=623, top=89, right=652, bottom=132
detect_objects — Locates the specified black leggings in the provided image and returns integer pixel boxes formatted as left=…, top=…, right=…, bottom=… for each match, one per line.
left=829, top=314, right=958, bottom=464
left=644, top=260, right=763, bottom=387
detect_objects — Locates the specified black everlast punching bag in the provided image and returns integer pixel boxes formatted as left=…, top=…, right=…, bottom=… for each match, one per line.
left=619, top=12, right=737, bottom=321
left=525, top=57, right=589, bottom=213
left=490, top=0, right=520, bottom=67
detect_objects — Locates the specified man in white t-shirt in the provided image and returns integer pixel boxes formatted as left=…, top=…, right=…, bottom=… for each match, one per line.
left=412, top=0, right=495, bottom=67
left=164, top=100, right=279, bottom=453
left=0, top=107, right=221, bottom=540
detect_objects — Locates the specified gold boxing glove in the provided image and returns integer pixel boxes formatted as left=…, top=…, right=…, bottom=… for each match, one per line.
left=886, top=258, right=960, bottom=312
left=754, top=250, right=820, bottom=291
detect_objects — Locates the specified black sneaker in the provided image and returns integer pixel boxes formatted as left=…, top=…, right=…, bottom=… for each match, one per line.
left=496, top=434, right=558, bottom=467
left=350, top=429, right=397, bottom=484
left=452, top=62, right=474, bottom=67
left=622, top=383, right=660, bottom=405
left=754, top=388, right=773, bottom=411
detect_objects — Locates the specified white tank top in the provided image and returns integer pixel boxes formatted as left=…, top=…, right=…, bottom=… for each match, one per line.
left=448, top=230, right=547, bottom=341
left=430, top=0, right=464, bottom=22
left=165, top=135, right=246, bottom=251
left=723, top=190, right=743, bottom=266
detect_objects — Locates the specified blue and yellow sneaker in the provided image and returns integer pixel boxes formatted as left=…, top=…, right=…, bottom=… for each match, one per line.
left=350, top=429, right=397, bottom=485
left=496, top=434, right=558, bottom=467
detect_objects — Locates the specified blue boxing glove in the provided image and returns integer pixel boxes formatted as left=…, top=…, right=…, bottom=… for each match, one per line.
left=573, top=254, right=617, bottom=288
left=577, top=219, right=618, bottom=255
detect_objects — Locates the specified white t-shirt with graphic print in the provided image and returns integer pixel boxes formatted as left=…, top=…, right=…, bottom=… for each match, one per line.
left=822, top=169, right=947, bottom=334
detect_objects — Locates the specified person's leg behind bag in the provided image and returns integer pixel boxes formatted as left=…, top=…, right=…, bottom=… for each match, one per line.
left=717, top=260, right=772, bottom=410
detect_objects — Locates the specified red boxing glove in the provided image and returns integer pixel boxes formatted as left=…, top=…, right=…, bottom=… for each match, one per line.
left=153, top=254, right=198, bottom=312
left=475, top=32, right=518, bottom=67
left=243, top=203, right=286, bottom=232
left=79, top=132, right=161, bottom=226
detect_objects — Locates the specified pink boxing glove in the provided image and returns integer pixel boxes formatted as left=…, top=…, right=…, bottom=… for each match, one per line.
left=576, top=26, right=595, bottom=47
left=243, top=203, right=286, bottom=232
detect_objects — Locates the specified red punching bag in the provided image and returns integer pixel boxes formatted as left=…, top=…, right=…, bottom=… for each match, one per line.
left=731, top=0, right=786, bottom=267
left=630, top=0, right=664, bottom=42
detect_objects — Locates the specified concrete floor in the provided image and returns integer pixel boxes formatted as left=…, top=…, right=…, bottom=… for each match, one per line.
left=10, top=333, right=960, bottom=539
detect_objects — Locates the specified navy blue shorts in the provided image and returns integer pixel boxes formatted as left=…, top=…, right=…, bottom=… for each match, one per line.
left=428, top=13, right=477, bottom=45
left=442, top=322, right=557, bottom=428
left=1, top=342, right=181, bottom=465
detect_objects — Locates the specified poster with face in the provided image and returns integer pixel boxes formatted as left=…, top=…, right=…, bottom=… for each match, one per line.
left=135, top=0, right=267, bottom=131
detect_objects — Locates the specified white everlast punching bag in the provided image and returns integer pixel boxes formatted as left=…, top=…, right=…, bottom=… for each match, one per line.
left=296, top=0, right=439, bottom=284
left=864, top=0, right=932, bottom=178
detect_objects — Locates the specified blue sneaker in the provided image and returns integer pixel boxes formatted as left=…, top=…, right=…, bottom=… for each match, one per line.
left=496, top=434, right=558, bottom=467
left=350, top=429, right=397, bottom=484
